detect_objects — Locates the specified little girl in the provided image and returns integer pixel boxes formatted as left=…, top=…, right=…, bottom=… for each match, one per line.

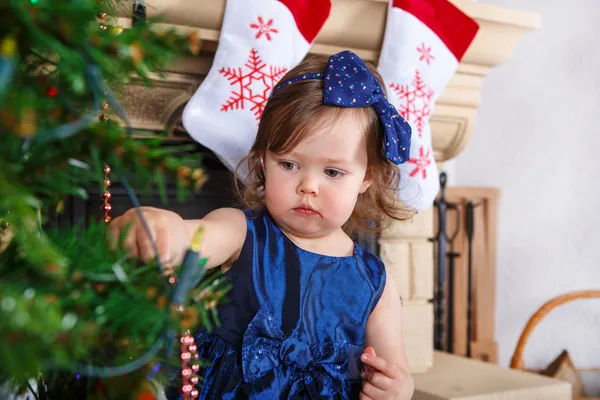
left=110, top=51, right=415, bottom=399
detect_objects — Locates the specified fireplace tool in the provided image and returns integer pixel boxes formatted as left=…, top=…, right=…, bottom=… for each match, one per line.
left=433, top=172, right=459, bottom=351
left=465, top=200, right=477, bottom=357
left=445, top=206, right=461, bottom=353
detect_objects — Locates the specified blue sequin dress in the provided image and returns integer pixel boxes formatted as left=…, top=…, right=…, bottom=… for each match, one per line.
left=168, top=209, right=386, bottom=399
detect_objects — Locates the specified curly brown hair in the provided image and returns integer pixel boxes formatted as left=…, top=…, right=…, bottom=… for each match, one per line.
left=235, top=54, right=414, bottom=234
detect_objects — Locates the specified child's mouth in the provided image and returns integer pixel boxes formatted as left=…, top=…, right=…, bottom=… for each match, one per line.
left=293, top=207, right=319, bottom=217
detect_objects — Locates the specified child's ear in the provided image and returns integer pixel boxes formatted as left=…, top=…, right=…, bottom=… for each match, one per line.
left=359, top=168, right=374, bottom=194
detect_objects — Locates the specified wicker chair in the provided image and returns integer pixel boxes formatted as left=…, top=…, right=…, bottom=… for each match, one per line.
left=510, top=290, right=600, bottom=400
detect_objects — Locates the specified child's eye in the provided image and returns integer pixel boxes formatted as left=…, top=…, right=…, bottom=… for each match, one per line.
left=325, top=169, right=344, bottom=178
left=280, top=161, right=297, bottom=171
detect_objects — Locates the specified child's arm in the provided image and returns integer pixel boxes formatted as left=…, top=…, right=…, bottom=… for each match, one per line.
left=109, top=207, right=247, bottom=269
left=362, top=274, right=414, bottom=400
left=183, top=208, right=247, bottom=268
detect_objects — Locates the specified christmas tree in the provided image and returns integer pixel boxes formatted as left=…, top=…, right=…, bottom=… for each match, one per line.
left=0, top=1, right=228, bottom=399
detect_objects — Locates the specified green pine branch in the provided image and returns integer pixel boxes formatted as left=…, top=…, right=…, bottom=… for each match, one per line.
left=0, top=0, right=225, bottom=397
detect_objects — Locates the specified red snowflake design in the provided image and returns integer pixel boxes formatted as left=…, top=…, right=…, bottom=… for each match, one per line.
left=408, top=146, right=432, bottom=179
left=250, top=16, right=278, bottom=41
left=417, top=43, right=435, bottom=65
left=219, top=48, right=288, bottom=120
left=388, top=70, right=434, bottom=137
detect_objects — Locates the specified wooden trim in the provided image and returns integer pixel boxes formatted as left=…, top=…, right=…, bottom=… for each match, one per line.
left=434, top=187, right=500, bottom=363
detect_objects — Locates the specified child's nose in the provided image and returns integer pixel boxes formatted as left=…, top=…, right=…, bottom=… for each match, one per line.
left=297, top=174, right=319, bottom=196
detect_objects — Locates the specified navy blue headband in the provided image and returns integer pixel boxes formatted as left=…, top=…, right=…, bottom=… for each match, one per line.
left=272, top=51, right=412, bottom=165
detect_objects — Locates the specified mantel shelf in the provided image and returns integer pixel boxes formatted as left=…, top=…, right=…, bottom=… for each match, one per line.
left=117, top=0, right=539, bottom=162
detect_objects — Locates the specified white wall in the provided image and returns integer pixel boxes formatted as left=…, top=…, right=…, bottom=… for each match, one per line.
left=451, top=0, right=600, bottom=392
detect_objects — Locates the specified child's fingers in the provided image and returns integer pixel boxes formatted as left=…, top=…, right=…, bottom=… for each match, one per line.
left=136, top=223, right=173, bottom=265
left=360, top=353, right=401, bottom=379
left=361, top=381, right=387, bottom=399
left=359, top=393, right=375, bottom=400
left=153, top=224, right=173, bottom=266
left=107, top=208, right=179, bottom=265
left=121, top=224, right=139, bottom=259
left=106, top=219, right=121, bottom=251
left=364, top=346, right=377, bottom=357
left=361, top=346, right=377, bottom=373
left=136, top=224, right=156, bottom=264
left=362, top=370, right=395, bottom=391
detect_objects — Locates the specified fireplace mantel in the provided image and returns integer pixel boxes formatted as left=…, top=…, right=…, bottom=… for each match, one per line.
left=118, top=0, right=540, bottom=162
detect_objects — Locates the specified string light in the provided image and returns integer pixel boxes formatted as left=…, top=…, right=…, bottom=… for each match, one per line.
left=96, top=8, right=200, bottom=398
left=102, top=165, right=112, bottom=223
left=180, top=330, right=200, bottom=399
left=98, top=10, right=112, bottom=224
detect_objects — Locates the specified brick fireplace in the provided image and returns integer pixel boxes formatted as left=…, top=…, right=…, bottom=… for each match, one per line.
left=101, top=1, right=571, bottom=398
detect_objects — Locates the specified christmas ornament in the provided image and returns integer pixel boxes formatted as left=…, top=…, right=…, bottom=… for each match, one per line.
left=187, top=31, right=201, bottom=56
left=0, top=217, right=13, bottom=253
left=47, top=86, right=58, bottom=98
left=16, top=107, right=37, bottom=138
left=182, top=0, right=331, bottom=174
left=98, top=9, right=108, bottom=31
left=0, top=36, right=17, bottom=102
left=377, top=0, right=479, bottom=211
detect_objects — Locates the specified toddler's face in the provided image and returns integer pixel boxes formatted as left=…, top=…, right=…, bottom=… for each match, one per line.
left=263, top=112, right=372, bottom=239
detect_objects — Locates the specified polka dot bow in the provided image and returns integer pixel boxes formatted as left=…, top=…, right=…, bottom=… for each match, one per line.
left=274, top=50, right=412, bottom=165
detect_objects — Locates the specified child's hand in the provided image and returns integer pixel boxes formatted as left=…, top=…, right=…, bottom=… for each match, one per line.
left=360, top=346, right=412, bottom=400
left=108, top=207, right=190, bottom=266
